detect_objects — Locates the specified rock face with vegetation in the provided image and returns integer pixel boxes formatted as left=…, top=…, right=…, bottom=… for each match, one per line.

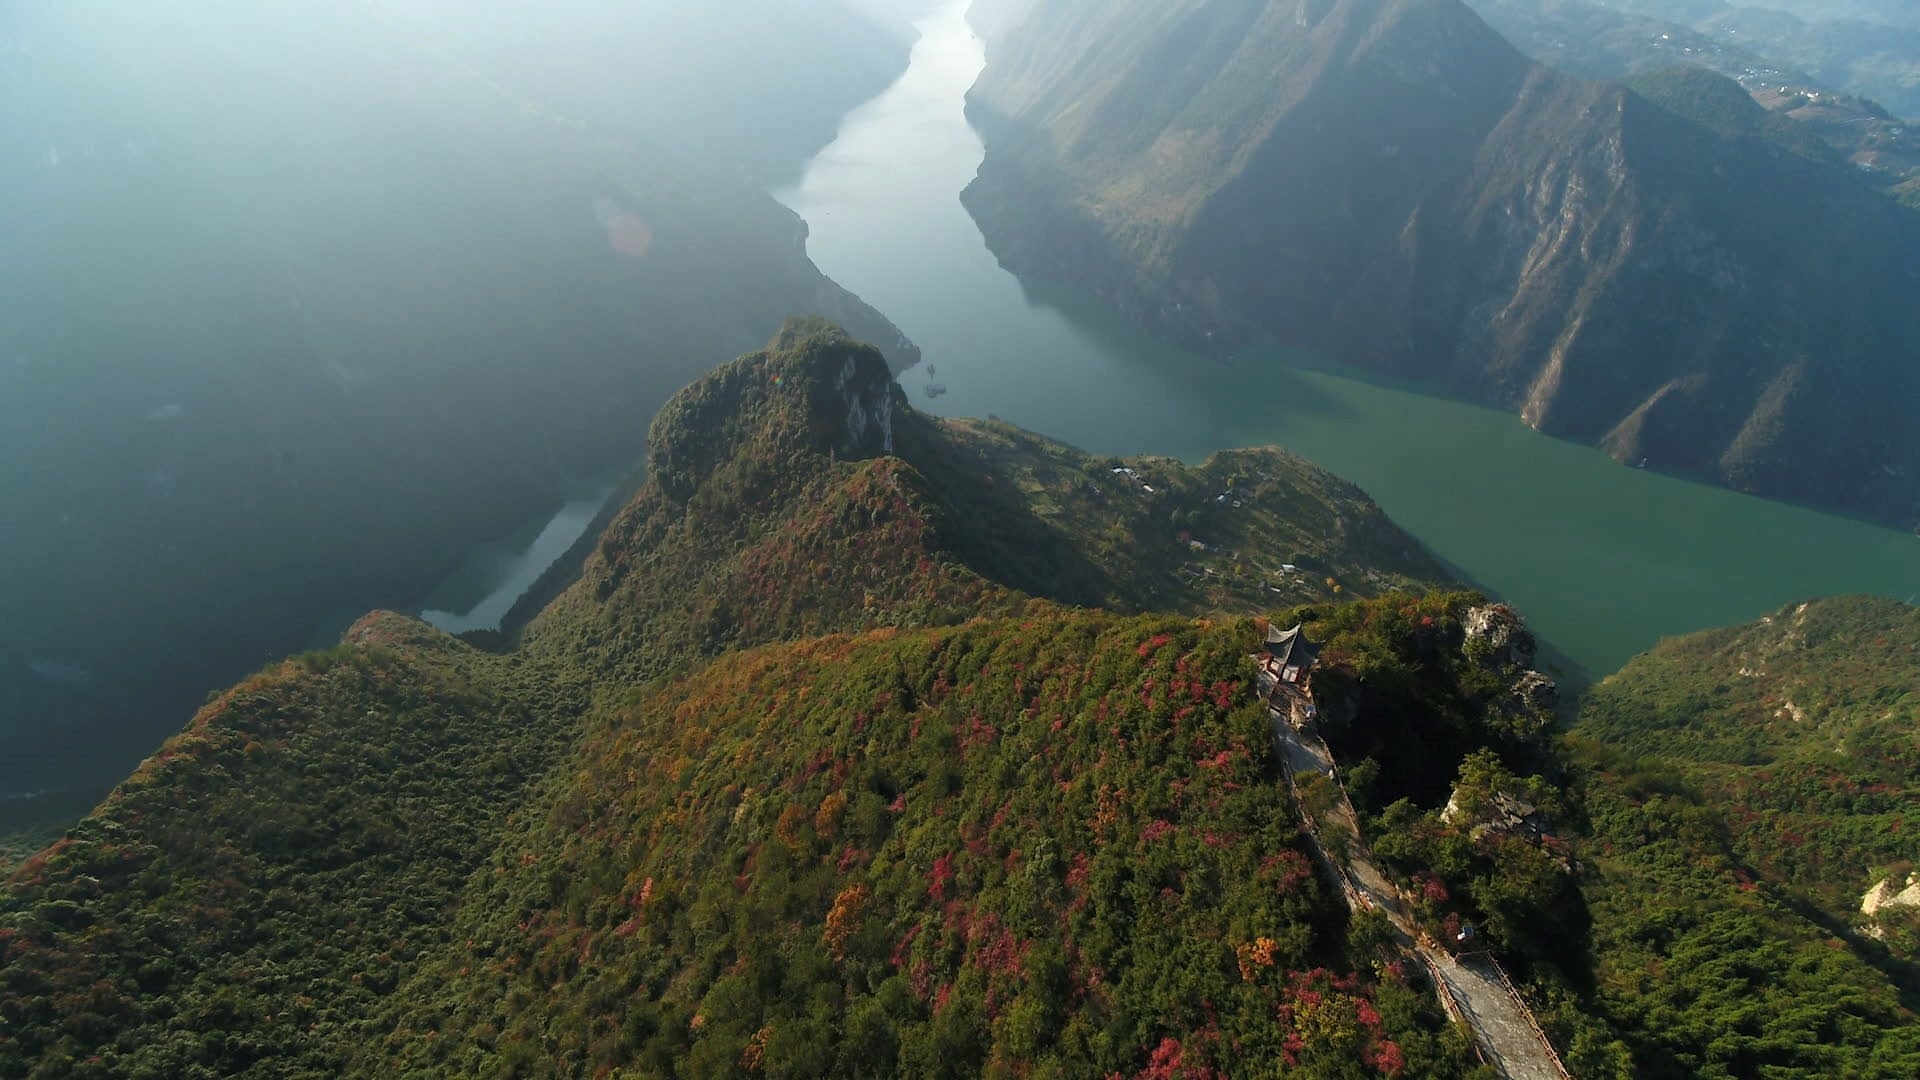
left=962, top=0, right=1920, bottom=531
left=5, top=330, right=1920, bottom=1078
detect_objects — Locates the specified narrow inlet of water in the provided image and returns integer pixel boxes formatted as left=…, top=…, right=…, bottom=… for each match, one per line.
left=421, top=484, right=617, bottom=635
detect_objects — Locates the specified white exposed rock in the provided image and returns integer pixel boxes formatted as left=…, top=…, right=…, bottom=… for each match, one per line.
left=1443, top=783, right=1553, bottom=848
left=1862, top=874, right=1920, bottom=918
left=1464, top=603, right=1535, bottom=669
left=1510, top=669, right=1558, bottom=715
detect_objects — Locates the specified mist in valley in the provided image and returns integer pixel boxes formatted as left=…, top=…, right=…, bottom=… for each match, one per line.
left=0, top=0, right=929, bottom=827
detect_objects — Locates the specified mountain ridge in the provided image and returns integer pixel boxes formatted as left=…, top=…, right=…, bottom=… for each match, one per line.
left=522, top=321, right=1452, bottom=687
left=6, top=330, right=1920, bottom=1076
left=0, top=326, right=1468, bottom=1077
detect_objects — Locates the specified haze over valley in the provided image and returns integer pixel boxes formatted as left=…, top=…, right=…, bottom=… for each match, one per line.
left=0, top=0, right=917, bottom=825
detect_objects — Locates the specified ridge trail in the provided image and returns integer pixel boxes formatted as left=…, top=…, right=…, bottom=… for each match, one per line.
left=1258, top=666, right=1571, bottom=1080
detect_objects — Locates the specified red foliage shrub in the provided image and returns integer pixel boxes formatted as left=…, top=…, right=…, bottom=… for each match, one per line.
left=928, top=853, right=955, bottom=902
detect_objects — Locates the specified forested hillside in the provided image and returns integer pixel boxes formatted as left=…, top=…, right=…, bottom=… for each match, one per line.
left=0, top=616, right=592, bottom=1077
left=521, top=322, right=1449, bottom=688
left=373, top=608, right=1500, bottom=1078
left=1565, top=596, right=1920, bottom=1076
left=6, top=329, right=1919, bottom=1077
left=0, top=326, right=1463, bottom=1078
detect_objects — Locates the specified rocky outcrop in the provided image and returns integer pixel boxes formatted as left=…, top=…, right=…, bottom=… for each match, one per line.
left=1465, top=604, right=1539, bottom=670
left=1862, top=874, right=1920, bottom=919
left=1443, top=786, right=1555, bottom=844
left=646, top=322, right=908, bottom=504
left=1457, top=603, right=1560, bottom=736
left=835, top=352, right=896, bottom=457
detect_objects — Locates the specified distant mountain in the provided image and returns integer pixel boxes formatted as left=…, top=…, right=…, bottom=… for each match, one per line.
left=1580, top=0, right=1920, bottom=120
left=962, top=0, right=1920, bottom=531
left=0, top=0, right=914, bottom=829
left=1464, top=0, right=1920, bottom=183
left=1763, top=0, right=1920, bottom=28
left=1467, top=0, right=1819, bottom=86
left=1702, top=3, right=1920, bottom=121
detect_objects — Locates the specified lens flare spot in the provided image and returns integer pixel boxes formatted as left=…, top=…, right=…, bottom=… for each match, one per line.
left=593, top=197, right=653, bottom=258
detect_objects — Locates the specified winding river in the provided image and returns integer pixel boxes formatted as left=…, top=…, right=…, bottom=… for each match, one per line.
left=777, top=0, right=1920, bottom=677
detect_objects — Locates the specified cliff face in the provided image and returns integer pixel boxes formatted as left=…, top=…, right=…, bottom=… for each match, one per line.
left=963, top=0, right=1920, bottom=530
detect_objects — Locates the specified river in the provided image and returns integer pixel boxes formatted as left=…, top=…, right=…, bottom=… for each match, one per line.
left=776, top=0, right=1920, bottom=678
left=420, top=483, right=616, bottom=636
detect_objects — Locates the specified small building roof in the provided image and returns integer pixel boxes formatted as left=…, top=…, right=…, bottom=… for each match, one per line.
left=1266, top=623, right=1320, bottom=670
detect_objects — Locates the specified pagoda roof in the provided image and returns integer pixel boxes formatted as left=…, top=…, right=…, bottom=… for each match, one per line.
left=1266, top=623, right=1321, bottom=669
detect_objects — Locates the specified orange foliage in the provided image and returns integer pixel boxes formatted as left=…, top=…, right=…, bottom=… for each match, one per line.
left=823, top=882, right=871, bottom=961
left=775, top=803, right=809, bottom=851
left=814, top=791, right=849, bottom=837
left=1235, top=937, right=1280, bottom=982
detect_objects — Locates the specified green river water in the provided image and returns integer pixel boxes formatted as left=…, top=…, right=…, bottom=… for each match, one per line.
left=776, top=0, right=1919, bottom=679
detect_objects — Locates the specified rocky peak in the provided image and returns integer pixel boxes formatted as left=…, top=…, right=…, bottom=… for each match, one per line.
left=645, top=319, right=905, bottom=504
left=1459, top=603, right=1559, bottom=736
